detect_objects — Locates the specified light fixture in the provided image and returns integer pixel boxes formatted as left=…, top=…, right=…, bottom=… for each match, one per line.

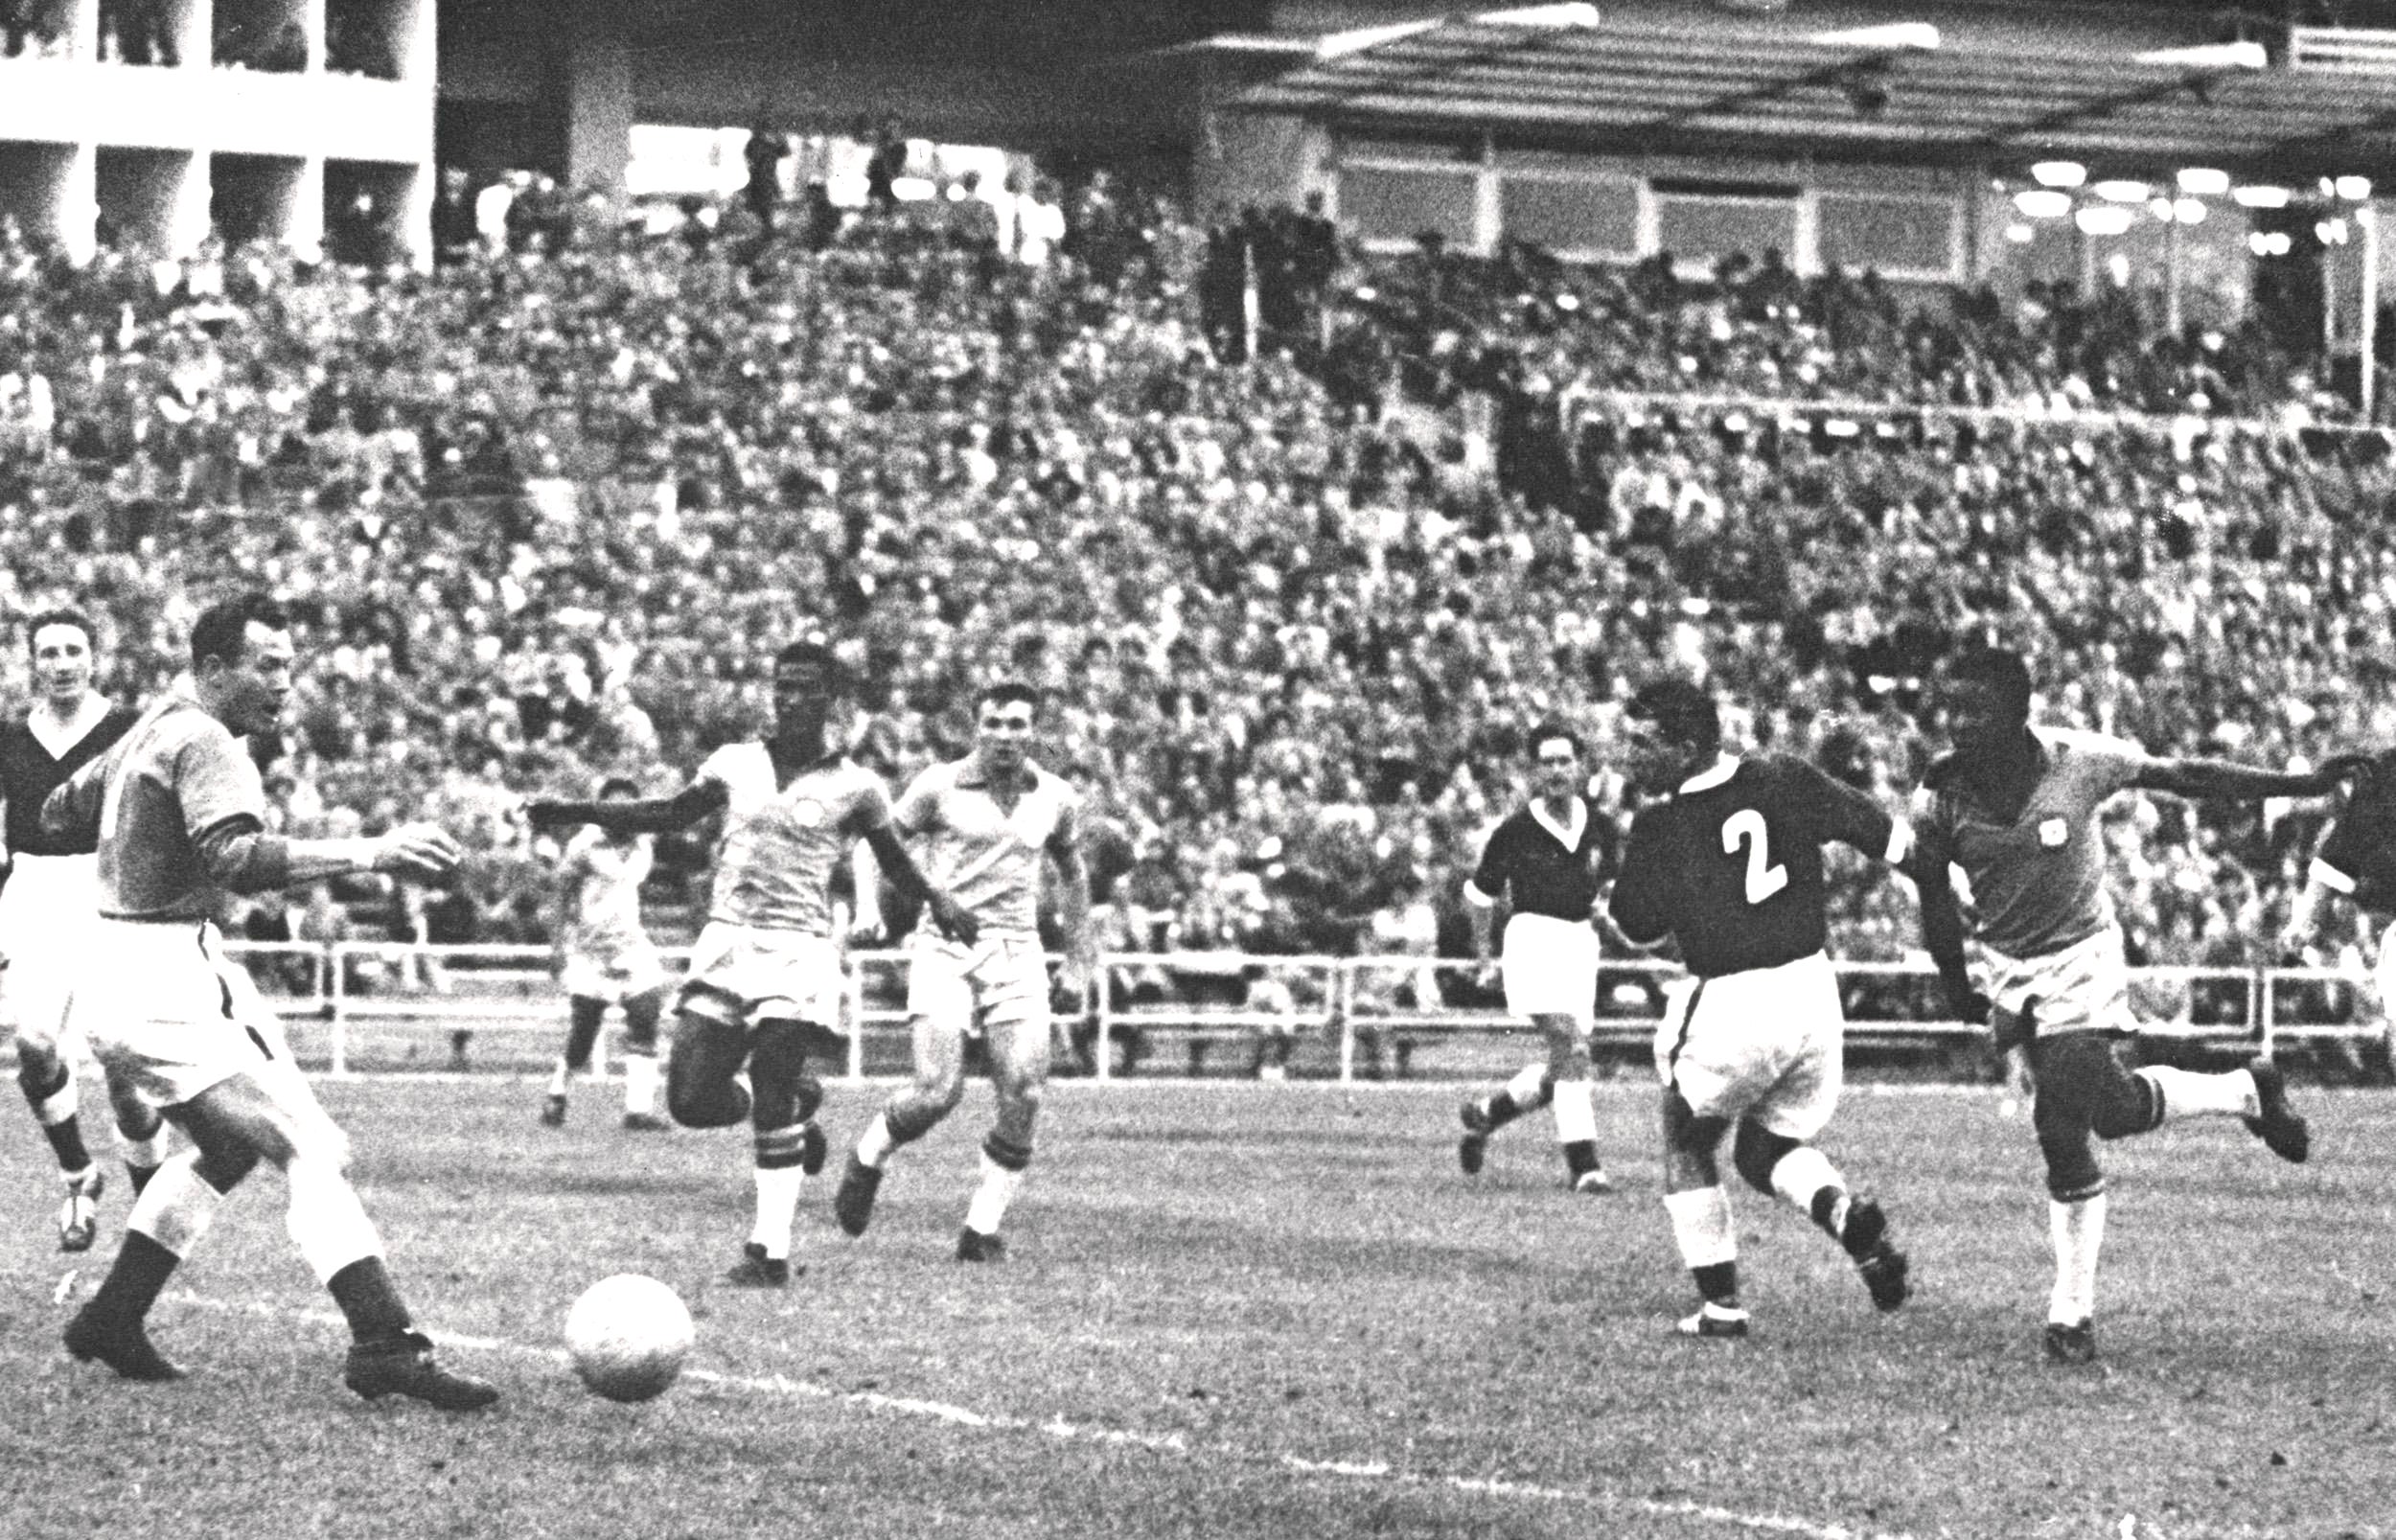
left=2338, top=174, right=2373, bottom=200
left=2318, top=218, right=2351, bottom=245
left=2175, top=197, right=2208, bottom=225
left=2177, top=168, right=2230, bottom=196
left=2013, top=189, right=2072, bottom=218
left=2249, top=231, right=2292, bottom=257
left=2005, top=221, right=2036, bottom=243
left=2031, top=161, right=2086, bottom=189
left=2076, top=205, right=2134, bottom=236
left=2150, top=197, right=2176, bottom=222
left=2232, top=185, right=2290, bottom=209
left=2093, top=180, right=2150, bottom=203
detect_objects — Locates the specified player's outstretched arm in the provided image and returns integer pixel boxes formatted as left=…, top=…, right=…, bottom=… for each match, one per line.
left=526, top=780, right=726, bottom=835
left=190, top=816, right=464, bottom=892
left=860, top=823, right=979, bottom=947
left=2134, top=752, right=2371, bottom=803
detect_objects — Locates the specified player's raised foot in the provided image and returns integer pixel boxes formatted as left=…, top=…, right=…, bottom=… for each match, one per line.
left=344, top=1331, right=500, bottom=1410
left=833, top=1155, right=882, bottom=1237
left=1674, top=1303, right=1750, bottom=1341
left=1458, top=1100, right=1492, bottom=1177
left=620, top=1112, right=668, bottom=1132
left=540, top=1095, right=567, bottom=1128
left=2244, top=1057, right=2311, bottom=1163
left=722, top=1241, right=795, bottom=1288
left=1835, top=1197, right=1911, bottom=1312
left=64, top=1307, right=186, bottom=1382
left=58, top=1168, right=104, bottom=1253
left=956, top=1228, right=1007, bottom=1264
left=1570, top=1167, right=1613, bottom=1196
left=799, top=1120, right=828, bottom=1177
left=2041, top=1318, right=2098, bottom=1366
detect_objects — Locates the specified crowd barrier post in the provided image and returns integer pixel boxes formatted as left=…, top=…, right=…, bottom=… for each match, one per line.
left=328, top=941, right=351, bottom=1078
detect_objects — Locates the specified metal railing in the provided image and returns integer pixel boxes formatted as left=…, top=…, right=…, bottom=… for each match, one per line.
left=219, top=942, right=2393, bottom=1083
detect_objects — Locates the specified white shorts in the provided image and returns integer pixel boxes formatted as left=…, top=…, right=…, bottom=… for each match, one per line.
left=1653, top=951, right=1844, bottom=1141
left=1501, top=913, right=1600, bottom=1026
left=678, top=922, right=844, bottom=1031
left=562, top=946, right=668, bottom=1004
left=907, top=931, right=1049, bottom=1037
left=1982, top=926, right=2134, bottom=1038
left=71, top=918, right=326, bottom=1125
left=0, top=854, right=103, bottom=1054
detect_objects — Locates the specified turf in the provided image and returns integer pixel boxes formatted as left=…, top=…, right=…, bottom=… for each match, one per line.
left=1, top=1072, right=2390, bottom=1539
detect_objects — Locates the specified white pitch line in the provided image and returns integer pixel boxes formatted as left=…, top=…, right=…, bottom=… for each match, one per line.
left=162, top=1291, right=1910, bottom=1540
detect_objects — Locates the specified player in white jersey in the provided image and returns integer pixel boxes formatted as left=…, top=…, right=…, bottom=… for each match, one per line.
left=0, top=609, right=164, bottom=1252
left=48, top=593, right=495, bottom=1408
left=834, top=681, right=1094, bottom=1262
left=530, top=640, right=975, bottom=1286
left=539, top=776, right=671, bottom=1130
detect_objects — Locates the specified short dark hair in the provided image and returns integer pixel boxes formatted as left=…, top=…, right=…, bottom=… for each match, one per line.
left=772, top=638, right=849, bottom=693
left=25, top=609, right=96, bottom=655
left=190, top=593, right=291, bottom=670
left=977, top=681, right=1041, bottom=715
left=1527, top=722, right=1581, bottom=759
left=1943, top=645, right=2034, bottom=718
left=1626, top=678, right=1721, bottom=755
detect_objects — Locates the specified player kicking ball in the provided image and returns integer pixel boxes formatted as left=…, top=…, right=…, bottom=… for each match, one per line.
left=1608, top=679, right=1914, bottom=1340
left=1457, top=723, right=1616, bottom=1192
left=531, top=640, right=975, bottom=1286
left=49, top=593, right=495, bottom=1407
left=541, top=777, right=671, bottom=1131
left=834, top=682, right=1094, bottom=1262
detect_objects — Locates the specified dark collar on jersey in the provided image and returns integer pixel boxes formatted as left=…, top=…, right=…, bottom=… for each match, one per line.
left=956, top=757, right=1044, bottom=793
left=1675, top=755, right=1740, bottom=795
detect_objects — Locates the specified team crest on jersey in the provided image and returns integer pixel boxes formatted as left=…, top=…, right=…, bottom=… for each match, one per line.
left=786, top=797, right=826, bottom=825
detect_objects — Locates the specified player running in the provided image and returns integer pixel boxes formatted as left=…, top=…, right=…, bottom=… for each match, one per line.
left=1608, top=679, right=1914, bottom=1340
left=1456, top=723, right=1617, bottom=1192
left=540, top=776, right=671, bottom=1131
left=833, top=682, right=1093, bottom=1262
left=50, top=592, right=495, bottom=1407
left=1913, top=645, right=2356, bottom=1366
left=2278, top=747, right=2396, bottom=1065
left=529, top=639, right=975, bottom=1286
left=1, top=609, right=166, bottom=1252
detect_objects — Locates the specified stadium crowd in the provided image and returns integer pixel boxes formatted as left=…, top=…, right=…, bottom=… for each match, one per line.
left=1, top=177, right=2390, bottom=1032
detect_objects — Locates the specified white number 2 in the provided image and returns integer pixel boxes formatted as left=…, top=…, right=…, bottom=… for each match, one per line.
left=1721, top=809, right=1788, bottom=905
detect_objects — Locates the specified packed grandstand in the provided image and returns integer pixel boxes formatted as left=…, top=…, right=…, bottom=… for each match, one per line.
left=0, top=179, right=2389, bottom=1026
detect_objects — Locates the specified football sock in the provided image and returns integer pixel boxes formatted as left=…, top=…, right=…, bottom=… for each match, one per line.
left=120, top=1122, right=170, bottom=1196
left=89, top=1153, right=227, bottom=1322
left=1664, top=1186, right=1739, bottom=1305
left=2048, top=1193, right=2108, bottom=1325
left=964, top=1135, right=1033, bottom=1235
left=623, top=1051, right=660, bottom=1117
left=1550, top=1077, right=1599, bottom=1146
left=2137, top=1066, right=2256, bottom=1121
left=288, top=1158, right=386, bottom=1286
left=545, top=1059, right=572, bottom=1098
left=326, top=1256, right=412, bottom=1344
left=856, top=1112, right=896, bottom=1170
left=1766, top=1145, right=1846, bottom=1230
left=23, top=1062, right=94, bottom=1172
left=749, top=1165, right=806, bottom=1261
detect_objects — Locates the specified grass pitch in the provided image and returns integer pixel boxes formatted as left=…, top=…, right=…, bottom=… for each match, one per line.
left=1, top=1070, right=2390, bottom=1539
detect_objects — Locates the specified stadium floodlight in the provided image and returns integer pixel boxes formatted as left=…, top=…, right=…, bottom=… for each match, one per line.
left=2075, top=205, right=2133, bottom=236
left=2005, top=221, right=2036, bottom=243
left=2337, top=175, right=2373, bottom=201
left=1474, top=4, right=1601, bottom=27
left=2174, top=197, right=2207, bottom=225
left=2013, top=189, right=2071, bottom=218
left=1316, top=20, right=1440, bottom=57
left=2232, top=185, right=2290, bottom=209
left=2318, top=218, right=2351, bottom=245
left=2031, top=161, right=2085, bottom=189
left=2177, top=168, right=2230, bottom=196
left=1809, top=23, right=1941, bottom=51
left=2092, top=180, right=2150, bottom=203
left=2131, top=40, right=2267, bottom=69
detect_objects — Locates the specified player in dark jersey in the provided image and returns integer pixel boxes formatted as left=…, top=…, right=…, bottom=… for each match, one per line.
left=2279, top=747, right=2396, bottom=1046
left=1915, top=646, right=2360, bottom=1365
left=1608, top=679, right=1913, bottom=1340
left=0, top=609, right=164, bottom=1253
left=1457, top=724, right=1617, bottom=1191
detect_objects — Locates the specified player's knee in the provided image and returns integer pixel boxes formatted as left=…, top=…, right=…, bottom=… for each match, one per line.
left=2089, top=1073, right=2162, bottom=1140
left=15, top=1044, right=67, bottom=1097
left=192, top=1143, right=262, bottom=1195
left=1731, top=1118, right=1798, bottom=1196
left=792, top=1072, right=823, bottom=1125
left=666, top=1061, right=751, bottom=1129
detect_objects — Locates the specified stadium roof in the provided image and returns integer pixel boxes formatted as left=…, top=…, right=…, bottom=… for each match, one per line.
left=1230, top=14, right=2396, bottom=180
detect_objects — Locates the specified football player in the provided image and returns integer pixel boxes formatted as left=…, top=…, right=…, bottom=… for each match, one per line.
left=541, top=776, right=671, bottom=1131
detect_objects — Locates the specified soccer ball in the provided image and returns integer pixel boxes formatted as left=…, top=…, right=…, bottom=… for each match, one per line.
left=565, top=1274, right=695, bottom=1403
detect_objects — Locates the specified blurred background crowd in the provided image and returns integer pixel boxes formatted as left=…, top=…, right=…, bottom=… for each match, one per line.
left=3, top=170, right=2390, bottom=1040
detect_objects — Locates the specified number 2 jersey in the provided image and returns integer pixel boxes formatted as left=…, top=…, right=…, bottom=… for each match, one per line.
left=1609, top=753, right=1909, bottom=979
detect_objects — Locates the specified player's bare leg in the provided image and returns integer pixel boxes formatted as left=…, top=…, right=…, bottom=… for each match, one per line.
left=1730, top=1118, right=1908, bottom=1312
left=104, top=1065, right=170, bottom=1198
left=543, top=996, right=609, bottom=1127
left=617, top=987, right=667, bottom=1130
left=957, top=1012, right=1047, bottom=1261
left=725, top=1017, right=831, bottom=1286
left=15, top=1037, right=106, bottom=1252
left=1659, top=1091, right=1747, bottom=1339
left=67, top=1073, right=495, bottom=1408
left=662, top=1003, right=755, bottom=1129
left=837, top=1008, right=969, bottom=1238
left=1458, top=1060, right=1553, bottom=1177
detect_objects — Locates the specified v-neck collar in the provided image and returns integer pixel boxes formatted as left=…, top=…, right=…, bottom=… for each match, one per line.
left=1677, top=755, right=1740, bottom=795
left=1528, top=796, right=1586, bottom=850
